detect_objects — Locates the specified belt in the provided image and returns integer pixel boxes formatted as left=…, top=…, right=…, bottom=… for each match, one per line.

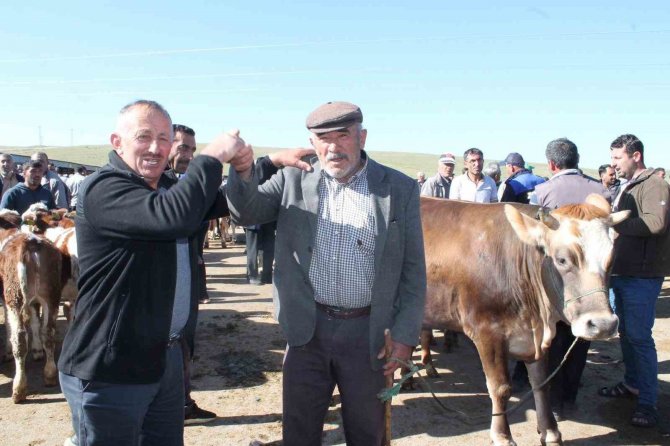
left=316, top=302, right=371, bottom=319
left=166, top=334, right=183, bottom=348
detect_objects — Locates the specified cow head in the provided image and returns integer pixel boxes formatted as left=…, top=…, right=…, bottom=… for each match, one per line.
left=21, top=203, right=72, bottom=234
left=504, top=194, right=629, bottom=340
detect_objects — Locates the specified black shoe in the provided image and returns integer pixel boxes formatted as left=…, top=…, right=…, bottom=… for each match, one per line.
left=184, top=403, right=217, bottom=426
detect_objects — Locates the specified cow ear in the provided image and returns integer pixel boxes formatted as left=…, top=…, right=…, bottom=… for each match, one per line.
left=504, top=204, right=549, bottom=248
left=608, top=210, right=630, bottom=226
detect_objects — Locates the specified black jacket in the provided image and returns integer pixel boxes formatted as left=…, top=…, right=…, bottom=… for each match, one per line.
left=58, top=151, right=228, bottom=384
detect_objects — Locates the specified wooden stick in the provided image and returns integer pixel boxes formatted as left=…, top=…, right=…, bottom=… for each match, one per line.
left=383, top=328, right=393, bottom=446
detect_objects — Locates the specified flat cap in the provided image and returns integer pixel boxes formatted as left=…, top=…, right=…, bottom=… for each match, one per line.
left=439, top=153, right=456, bottom=165
left=305, top=101, right=363, bottom=134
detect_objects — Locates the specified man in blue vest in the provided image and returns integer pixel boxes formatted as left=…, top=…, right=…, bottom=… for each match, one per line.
left=498, top=152, right=545, bottom=204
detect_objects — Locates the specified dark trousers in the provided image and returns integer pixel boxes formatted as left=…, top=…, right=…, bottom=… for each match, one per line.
left=283, top=308, right=384, bottom=446
left=548, top=321, right=590, bottom=405
left=181, top=338, right=195, bottom=408
left=60, top=343, right=184, bottom=446
left=245, top=228, right=260, bottom=280
left=259, top=222, right=276, bottom=283
left=197, top=225, right=209, bottom=301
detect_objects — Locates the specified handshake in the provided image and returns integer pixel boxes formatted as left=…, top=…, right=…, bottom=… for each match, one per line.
left=200, top=129, right=315, bottom=175
left=200, top=129, right=254, bottom=174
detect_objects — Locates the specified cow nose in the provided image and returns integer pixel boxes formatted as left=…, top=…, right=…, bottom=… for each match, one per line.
left=580, top=313, right=619, bottom=340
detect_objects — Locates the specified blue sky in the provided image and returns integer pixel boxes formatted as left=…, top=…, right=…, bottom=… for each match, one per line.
left=1, top=1, right=668, bottom=169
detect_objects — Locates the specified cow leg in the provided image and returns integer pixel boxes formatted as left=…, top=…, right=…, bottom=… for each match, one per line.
left=28, top=303, right=44, bottom=360
left=6, top=304, right=29, bottom=403
left=526, top=359, right=562, bottom=445
left=421, top=329, right=439, bottom=378
left=473, top=334, right=516, bottom=446
left=39, top=300, right=58, bottom=386
left=2, top=303, right=12, bottom=362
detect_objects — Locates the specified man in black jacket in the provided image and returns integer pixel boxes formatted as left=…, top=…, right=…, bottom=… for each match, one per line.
left=58, top=100, right=253, bottom=446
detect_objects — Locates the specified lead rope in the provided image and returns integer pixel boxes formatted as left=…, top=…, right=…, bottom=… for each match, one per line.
left=378, top=336, right=579, bottom=418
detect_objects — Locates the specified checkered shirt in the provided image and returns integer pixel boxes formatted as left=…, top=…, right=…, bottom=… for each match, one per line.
left=309, top=163, right=376, bottom=309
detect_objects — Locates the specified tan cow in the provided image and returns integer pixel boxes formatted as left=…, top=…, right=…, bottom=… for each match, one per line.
left=0, top=229, right=62, bottom=402
left=416, top=194, right=628, bottom=446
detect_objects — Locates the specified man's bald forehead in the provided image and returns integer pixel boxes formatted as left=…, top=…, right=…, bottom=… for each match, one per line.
left=115, top=102, right=173, bottom=136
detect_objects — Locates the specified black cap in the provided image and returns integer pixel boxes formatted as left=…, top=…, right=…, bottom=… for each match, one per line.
left=503, top=152, right=525, bottom=167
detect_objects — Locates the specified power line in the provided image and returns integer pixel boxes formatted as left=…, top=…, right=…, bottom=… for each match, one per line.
left=0, top=68, right=385, bottom=86
left=1, top=29, right=669, bottom=64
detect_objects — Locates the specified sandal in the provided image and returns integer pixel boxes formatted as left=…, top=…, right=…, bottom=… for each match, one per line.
left=631, top=404, right=658, bottom=428
left=598, top=381, right=637, bottom=398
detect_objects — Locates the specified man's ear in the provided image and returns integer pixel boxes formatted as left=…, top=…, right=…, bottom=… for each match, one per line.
left=110, top=133, right=122, bottom=152
left=359, top=128, right=368, bottom=149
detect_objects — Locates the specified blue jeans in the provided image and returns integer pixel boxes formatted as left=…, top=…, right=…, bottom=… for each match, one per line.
left=60, top=343, right=185, bottom=446
left=610, top=275, right=663, bottom=407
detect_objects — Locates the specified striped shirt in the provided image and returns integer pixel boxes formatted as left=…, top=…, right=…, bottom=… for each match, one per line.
left=309, top=162, right=376, bottom=309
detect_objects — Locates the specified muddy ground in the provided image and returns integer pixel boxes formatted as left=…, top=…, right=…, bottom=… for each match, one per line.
left=1, top=244, right=669, bottom=446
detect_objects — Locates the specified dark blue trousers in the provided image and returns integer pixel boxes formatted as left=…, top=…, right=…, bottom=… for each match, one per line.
left=60, top=343, right=184, bottom=446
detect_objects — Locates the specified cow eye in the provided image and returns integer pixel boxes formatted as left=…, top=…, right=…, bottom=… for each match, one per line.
left=555, top=256, right=568, bottom=267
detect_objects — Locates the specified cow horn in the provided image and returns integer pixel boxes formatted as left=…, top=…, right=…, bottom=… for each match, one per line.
left=585, top=194, right=611, bottom=213
left=609, top=210, right=630, bottom=226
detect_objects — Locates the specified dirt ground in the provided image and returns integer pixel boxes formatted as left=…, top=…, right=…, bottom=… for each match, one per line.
left=1, top=244, right=669, bottom=446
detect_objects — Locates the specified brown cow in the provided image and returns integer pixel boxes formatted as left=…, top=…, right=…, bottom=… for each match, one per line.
left=20, top=203, right=79, bottom=322
left=416, top=195, right=628, bottom=446
left=0, top=228, right=62, bottom=403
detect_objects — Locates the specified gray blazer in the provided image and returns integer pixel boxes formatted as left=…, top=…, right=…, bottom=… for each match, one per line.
left=226, top=154, right=427, bottom=369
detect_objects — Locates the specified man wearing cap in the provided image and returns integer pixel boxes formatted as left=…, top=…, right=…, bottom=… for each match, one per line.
left=0, top=159, right=56, bottom=214
left=227, top=101, right=426, bottom=445
left=420, top=153, right=456, bottom=198
left=498, top=152, right=545, bottom=203
left=449, top=148, right=498, bottom=202
left=31, top=151, right=69, bottom=209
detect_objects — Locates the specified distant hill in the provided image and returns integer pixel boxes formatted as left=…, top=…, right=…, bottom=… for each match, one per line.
left=1, top=144, right=599, bottom=180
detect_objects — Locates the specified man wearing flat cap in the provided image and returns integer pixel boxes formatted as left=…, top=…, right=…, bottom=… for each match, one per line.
left=227, top=101, right=426, bottom=445
left=497, top=152, right=545, bottom=203
left=421, top=152, right=456, bottom=198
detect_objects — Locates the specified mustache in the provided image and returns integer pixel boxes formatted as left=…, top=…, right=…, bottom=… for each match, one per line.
left=326, top=153, right=348, bottom=161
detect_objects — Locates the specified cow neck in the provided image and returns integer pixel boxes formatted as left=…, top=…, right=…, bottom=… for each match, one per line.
left=537, top=256, right=565, bottom=352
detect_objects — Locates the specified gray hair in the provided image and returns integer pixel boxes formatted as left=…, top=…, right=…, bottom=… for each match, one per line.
left=545, top=138, right=579, bottom=169
left=119, top=99, right=171, bottom=122
left=483, top=162, right=501, bottom=178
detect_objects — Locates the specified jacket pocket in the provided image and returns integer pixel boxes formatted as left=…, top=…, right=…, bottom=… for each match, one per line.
left=106, top=292, right=129, bottom=347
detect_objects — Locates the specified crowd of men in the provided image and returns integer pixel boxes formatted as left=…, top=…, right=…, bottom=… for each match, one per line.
left=419, top=136, right=669, bottom=429
left=0, top=152, right=88, bottom=213
left=0, top=99, right=668, bottom=445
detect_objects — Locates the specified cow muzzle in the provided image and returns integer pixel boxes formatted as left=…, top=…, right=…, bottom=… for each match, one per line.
left=570, top=312, right=619, bottom=340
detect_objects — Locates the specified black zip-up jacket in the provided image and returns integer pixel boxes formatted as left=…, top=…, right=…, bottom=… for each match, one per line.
left=58, top=151, right=228, bottom=384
